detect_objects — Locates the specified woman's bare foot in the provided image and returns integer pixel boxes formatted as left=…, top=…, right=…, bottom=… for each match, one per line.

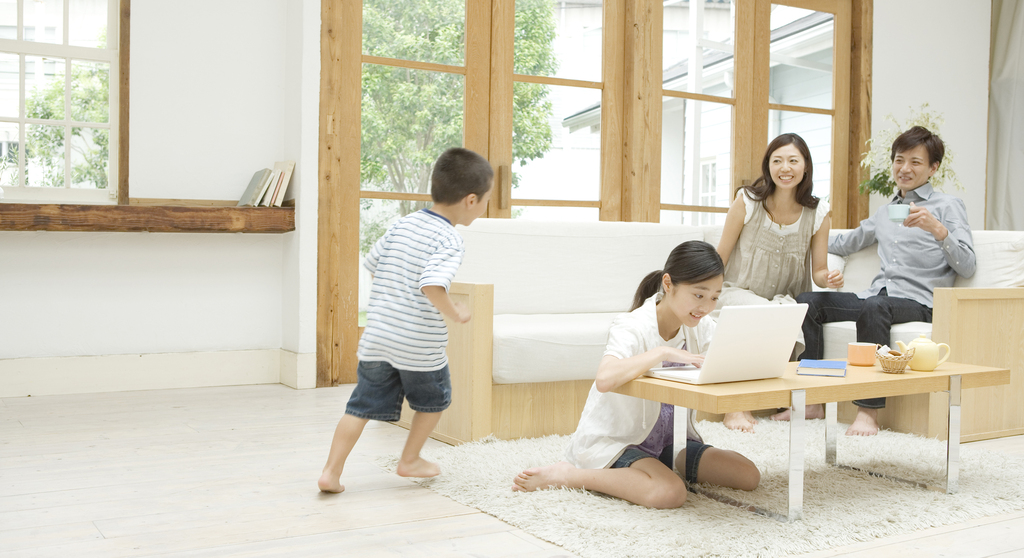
left=770, top=404, right=825, bottom=421
left=846, top=408, right=880, bottom=436
left=318, top=471, right=345, bottom=493
left=723, top=411, right=756, bottom=433
left=396, top=457, right=441, bottom=478
left=512, top=461, right=575, bottom=492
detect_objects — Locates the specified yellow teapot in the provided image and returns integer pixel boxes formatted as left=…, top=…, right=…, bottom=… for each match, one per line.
left=896, top=335, right=950, bottom=371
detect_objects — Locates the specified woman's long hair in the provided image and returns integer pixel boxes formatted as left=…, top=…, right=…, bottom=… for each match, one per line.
left=630, top=241, right=724, bottom=311
left=740, top=133, right=819, bottom=222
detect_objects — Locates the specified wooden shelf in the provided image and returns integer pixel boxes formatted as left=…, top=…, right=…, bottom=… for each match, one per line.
left=0, top=203, right=295, bottom=233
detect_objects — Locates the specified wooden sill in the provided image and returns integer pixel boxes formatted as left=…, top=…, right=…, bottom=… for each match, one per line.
left=0, top=203, right=295, bottom=233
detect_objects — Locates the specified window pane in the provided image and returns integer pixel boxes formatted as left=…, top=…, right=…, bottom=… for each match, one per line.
left=25, top=56, right=65, bottom=120
left=69, top=0, right=107, bottom=48
left=24, top=0, right=63, bottom=44
left=660, top=209, right=727, bottom=227
left=663, top=0, right=735, bottom=96
left=70, top=60, right=108, bottom=123
left=25, top=123, right=64, bottom=188
left=661, top=97, right=732, bottom=218
left=769, top=5, right=833, bottom=110
left=0, top=0, right=16, bottom=40
left=360, top=64, right=464, bottom=194
left=70, top=126, right=106, bottom=189
left=512, top=82, right=600, bottom=202
left=512, top=206, right=599, bottom=221
left=515, top=0, right=601, bottom=82
left=0, top=122, right=18, bottom=186
left=769, top=109, right=832, bottom=202
left=363, top=0, right=465, bottom=67
left=0, top=52, right=18, bottom=117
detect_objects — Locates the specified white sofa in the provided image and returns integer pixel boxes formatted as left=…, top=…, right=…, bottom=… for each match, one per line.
left=398, top=219, right=1024, bottom=444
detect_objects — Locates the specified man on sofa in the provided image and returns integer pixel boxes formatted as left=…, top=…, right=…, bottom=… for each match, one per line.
left=780, top=126, right=976, bottom=436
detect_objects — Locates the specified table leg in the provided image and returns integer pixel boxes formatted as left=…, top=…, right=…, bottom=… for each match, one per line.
left=788, top=389, right=806, bottom=521
left=824, top=401, right=837, bottom=466
left=947, top=375, right=961, bottom=494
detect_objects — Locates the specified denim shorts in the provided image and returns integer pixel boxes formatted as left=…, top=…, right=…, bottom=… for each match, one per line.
left=611, top=439, right=712, bottom=486
left=344, top=360, right=452, bottom=421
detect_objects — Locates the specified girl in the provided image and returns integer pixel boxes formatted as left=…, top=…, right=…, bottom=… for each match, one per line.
left=511, top=241, right=760, bottom=509
left=716, top=133, right=843, bottom=432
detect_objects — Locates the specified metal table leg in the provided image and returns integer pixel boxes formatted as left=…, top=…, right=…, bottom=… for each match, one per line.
left=824, top=401, right=838, bottom=466
left=788, top=389, right=806, bottom=521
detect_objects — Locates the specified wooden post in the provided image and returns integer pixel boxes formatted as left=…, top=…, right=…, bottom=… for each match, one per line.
left=118, top=0, right=130, bottom=205
left=847, top=0, right=873, bottom=228
left=620, top=0, right=662, bottom=222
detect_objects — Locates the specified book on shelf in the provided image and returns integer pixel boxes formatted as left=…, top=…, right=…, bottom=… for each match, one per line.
left=237, top=168, right=272, bottom=207
left=795, top=359, right=847, bottom=377
left=236, top=161, right=296, bottom=207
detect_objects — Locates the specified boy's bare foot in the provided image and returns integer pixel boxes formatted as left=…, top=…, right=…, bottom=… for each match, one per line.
left=396, top=457, right=441, bottom=478
left=318, top=472, right=345, bottom=493
left=846, top=408, right=880, bottom=436
left=723, top=411, right=756, bottom=433
left=512, top=461, right=575, bottom=492
left=770, top=404, right=825, bottom=421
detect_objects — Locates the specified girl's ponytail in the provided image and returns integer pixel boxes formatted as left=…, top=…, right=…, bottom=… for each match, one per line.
left=629, top=241, right=724, bottom=311
left=631, top=270, right=664, bottom=311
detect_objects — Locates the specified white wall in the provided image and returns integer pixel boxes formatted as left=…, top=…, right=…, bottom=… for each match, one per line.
left=0, top=0, right=320, bottom=395
left=870, top=0, right=991, bottom=229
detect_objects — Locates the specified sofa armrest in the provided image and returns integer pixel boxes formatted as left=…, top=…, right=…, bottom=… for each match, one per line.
left=398, top=281, right=494, bottom=445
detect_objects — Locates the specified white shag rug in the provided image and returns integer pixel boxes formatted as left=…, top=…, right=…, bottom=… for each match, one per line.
left=378, top=420, right=1024, bottom=558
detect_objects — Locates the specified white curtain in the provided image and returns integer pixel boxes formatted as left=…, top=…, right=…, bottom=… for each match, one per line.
left=987, top=0, right=1024, bottom=230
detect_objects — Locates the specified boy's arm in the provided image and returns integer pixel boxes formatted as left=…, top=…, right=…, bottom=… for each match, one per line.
left=421, top=285, right=471, bottom=323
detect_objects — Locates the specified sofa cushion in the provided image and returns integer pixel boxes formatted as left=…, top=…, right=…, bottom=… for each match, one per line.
left=492, top=313, right=618, bottom=384
left=456, top=219, right=705, bottom=314
left=954, top=230, right=1024, bottom=288
left=821, top=321, right=933, bottom=360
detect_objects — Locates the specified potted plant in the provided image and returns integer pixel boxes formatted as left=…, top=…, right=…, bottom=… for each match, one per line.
left=859, top=104, right=963, bottom=197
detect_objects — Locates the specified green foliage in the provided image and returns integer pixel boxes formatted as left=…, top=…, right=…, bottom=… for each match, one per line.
left=859, top=103, right=961, bottom=197
left=359, top=0, right=557, bottom=253
left=23, top=35, right=109, bottom=189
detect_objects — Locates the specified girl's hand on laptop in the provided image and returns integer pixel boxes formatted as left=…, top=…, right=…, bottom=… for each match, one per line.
left=662, top=348, right=704, bottom=368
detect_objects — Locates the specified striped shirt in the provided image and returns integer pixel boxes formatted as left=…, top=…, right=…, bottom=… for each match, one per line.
left=357, top=209, right=464, bottom=371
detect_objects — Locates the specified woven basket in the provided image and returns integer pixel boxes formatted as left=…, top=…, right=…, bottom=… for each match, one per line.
left=877, top=347, right=915, bottom=374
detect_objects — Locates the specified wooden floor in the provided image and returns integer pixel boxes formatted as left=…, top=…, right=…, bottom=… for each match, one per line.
left=3, top=384, right=1023, bottom=558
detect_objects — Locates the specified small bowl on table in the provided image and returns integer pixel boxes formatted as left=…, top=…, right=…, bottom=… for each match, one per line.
left=877, top=347, right=915, bottom=374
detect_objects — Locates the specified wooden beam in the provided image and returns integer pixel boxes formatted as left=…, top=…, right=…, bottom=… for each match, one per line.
left=487, top=0, right=514, bottom=218
left=847, top=0, right=872, bottom=227
left=0, top=204, right=294, bottom=233
left=829, top=0, right=852, bottom=228
left=620, top=0, right=662, bottom=222
left=117, top=0, right=130, bottom=206
left=318, top=0, right=361, bottom=386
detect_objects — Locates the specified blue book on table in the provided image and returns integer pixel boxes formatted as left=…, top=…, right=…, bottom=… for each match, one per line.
left=796, top=359, right=847, bottom=377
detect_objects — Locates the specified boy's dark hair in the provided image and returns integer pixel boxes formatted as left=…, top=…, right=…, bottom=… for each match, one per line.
left=741, top=133, right=819, bottom=220
left=631, top=240, right=724, bottom=311
left=890, top=126, right=945, bottom=167
left=431, top=147, right=494, bottom=204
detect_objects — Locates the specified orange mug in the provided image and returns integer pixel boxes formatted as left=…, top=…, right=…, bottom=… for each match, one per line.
left=848, top=342, right=879, bottom=366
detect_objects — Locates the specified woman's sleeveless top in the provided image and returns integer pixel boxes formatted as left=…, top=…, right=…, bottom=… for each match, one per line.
left=723, top=198, right=815, bottom=301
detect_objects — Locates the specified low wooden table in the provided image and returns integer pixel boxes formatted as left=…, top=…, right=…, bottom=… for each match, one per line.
left=613, top=361, right=1010, bottom=522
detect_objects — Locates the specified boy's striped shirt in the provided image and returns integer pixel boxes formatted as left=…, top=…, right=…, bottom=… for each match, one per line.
left=357, top=209, right=464, bottom=371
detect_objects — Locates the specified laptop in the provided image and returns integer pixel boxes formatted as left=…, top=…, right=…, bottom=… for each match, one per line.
left=645, top=303, right=808, bottom=385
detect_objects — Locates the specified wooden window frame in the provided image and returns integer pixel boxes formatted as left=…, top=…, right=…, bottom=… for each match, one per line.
left=0, top=0, right=295, bottom=233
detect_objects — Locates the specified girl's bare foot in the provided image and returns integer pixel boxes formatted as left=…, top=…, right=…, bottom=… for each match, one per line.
left=846, top=408, right=880, bottom=436
left=512, top=461, right=575, bottom=492
left=723, top=411, right=756, bottom=432
left=770, top=404, right=825, bottom=421
left=318, top=471, right=345, bottom=493
left=396, top=457, right=441, bottom=478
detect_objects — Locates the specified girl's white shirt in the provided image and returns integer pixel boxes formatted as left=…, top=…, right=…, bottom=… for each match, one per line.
left=740, top=189, right=830, bottom=235
left=564, top=292, right=717, bottom=470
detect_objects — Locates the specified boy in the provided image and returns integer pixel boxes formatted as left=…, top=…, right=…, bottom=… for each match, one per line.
left=318, top=147, right=494, bottom=493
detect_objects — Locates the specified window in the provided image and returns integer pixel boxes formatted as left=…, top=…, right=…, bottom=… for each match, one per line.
left=0, top=0, right=118, bottom=203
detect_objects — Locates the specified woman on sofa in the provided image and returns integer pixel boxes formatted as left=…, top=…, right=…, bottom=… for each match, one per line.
left=715, top=133, right=844, bottom=432
left=511, top=241, right=760, bottom=508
